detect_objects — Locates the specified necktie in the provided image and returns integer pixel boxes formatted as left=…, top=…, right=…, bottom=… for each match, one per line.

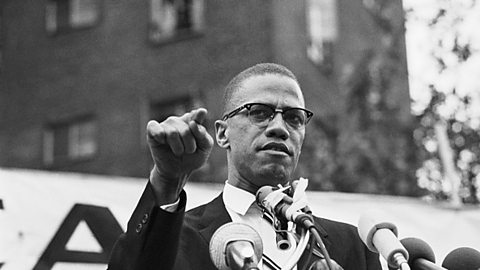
left=242, top=203, right=297, bottom=270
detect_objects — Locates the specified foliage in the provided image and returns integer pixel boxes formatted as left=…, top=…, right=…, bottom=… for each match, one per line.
left=406, top=0, right=480, bottom=204
left=297, top=0, right=421, bottom=196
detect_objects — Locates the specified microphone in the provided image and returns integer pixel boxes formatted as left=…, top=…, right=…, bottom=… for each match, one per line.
left=441, top=247, right=480, bottom=270
left=358, top=213, right=410, bottom=270
left=209, top=222, right=263, bottom=270
left=398, top=238, right=446, bottom=270
left=255, top=185, right=313, bottom=227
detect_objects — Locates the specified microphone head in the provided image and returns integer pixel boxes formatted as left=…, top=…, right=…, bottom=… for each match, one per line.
left=209, top=222, right=263, bottom=270
left=358, top=212, right=409, bottom=269
left=442, top=247, right=480, bottom=270
left=357, top=212, right=399, bottom=253
left=400, top=238, right=435, bottom=268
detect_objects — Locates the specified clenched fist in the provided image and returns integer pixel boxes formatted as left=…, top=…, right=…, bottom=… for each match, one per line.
left=147, top=108, right=214, bottom=204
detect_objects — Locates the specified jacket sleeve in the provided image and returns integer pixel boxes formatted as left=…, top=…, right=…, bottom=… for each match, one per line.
left=107, top=182, right=187, bottom=270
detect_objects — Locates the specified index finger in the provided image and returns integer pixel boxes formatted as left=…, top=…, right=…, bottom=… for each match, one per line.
left=192, top=108, right=208, bottom=124
left=181, top=108, right=208, bottom=125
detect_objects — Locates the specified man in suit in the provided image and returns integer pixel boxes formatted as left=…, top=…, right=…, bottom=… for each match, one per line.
left=108, top=63, right=382, bottom=270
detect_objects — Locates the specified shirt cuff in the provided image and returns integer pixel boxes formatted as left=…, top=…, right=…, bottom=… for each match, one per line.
left=159, top=198, right=180, bottom=212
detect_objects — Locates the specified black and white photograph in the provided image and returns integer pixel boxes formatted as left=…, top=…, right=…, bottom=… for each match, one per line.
left=1, top=0, right=479, bottom=269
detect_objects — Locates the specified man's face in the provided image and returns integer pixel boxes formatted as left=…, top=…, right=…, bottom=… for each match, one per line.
left=217, top=73, right=307, bottom=191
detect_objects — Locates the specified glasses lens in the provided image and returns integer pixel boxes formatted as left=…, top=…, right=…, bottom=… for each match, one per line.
left=247, top=104, right=274, bottom=124
left=284, top=109, right=307, bottom=129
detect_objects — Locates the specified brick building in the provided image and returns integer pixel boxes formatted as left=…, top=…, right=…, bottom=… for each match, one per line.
left=0, top=0, right=412, bottom=192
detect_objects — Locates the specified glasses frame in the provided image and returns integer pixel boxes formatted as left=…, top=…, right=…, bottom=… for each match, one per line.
left=221, top=102, right=313, bottom=129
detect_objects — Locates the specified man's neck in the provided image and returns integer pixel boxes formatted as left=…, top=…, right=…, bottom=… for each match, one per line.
left=226, top=178, right=258, bottom=195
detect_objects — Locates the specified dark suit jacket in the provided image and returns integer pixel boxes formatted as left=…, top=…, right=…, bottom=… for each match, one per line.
left=108, top=183, right=381, bottom=270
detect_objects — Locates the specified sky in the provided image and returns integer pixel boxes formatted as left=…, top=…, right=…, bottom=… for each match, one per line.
left=403, top=0, right=480, bottom=127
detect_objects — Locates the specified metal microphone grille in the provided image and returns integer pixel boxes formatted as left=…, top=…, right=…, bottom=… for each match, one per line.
left=209, top=222, right=263, bottom=270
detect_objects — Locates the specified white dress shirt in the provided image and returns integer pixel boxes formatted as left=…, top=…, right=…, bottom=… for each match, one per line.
left=223, top=181, right=297, bottom=270
left=158, top=181, right=298, bottom=269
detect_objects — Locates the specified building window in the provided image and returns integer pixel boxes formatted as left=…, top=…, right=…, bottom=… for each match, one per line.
left=148, top=0, right=205, bottom=44
left=43, top=117, right=97, bottom=165
left=306, top=0, right=338, bottom=71
left=45, top=0, right=101, bottom=35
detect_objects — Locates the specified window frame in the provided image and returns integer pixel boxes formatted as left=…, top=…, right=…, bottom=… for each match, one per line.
left=45, top=0, right=102, bottom=36
left=43, top=116, right=98, bottom=167
left=147, top=0, right=205, bottom=45
left=305, top=0, right=338, bottom=73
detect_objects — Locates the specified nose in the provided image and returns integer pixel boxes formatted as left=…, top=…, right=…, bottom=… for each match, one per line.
left=265, top=113, right=289, bottom=140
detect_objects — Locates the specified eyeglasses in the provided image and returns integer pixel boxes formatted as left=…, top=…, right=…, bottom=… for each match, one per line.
left=222, top=103, right=313, bottom=130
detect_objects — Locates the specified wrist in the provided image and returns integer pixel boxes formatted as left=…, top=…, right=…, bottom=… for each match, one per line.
left=149, top=165, right=188, bottom=205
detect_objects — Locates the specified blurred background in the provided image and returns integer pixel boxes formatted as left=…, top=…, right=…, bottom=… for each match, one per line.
left=0, top=0, right=479, bottom=269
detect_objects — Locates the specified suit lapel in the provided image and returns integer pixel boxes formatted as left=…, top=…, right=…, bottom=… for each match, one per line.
left=196, top=193, right=334, bottom=269
left=314, top=221, right=331, bottom=251
left=198, top=193, right=232, bottom=243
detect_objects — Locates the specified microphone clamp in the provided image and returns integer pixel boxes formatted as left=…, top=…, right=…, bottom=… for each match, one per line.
left=256, top=178, right=311, bottom=226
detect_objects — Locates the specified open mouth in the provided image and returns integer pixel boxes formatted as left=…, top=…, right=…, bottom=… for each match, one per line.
left=260, top=142, right=292, bottom=156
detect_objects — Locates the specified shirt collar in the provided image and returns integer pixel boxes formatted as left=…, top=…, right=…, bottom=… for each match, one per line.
left=223, top=181, right=257, bottom=216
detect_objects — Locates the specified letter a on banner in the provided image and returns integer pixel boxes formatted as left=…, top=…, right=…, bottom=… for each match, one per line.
left=33, top=203, right=123, bottom=270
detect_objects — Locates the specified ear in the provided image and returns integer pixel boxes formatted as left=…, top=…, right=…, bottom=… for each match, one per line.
left=215, top=120, right=230, bottom=149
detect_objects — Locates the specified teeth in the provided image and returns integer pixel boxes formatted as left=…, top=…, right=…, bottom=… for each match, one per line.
left=263, top=143, right=289, bottom=154
left=267, top=146, right=285, bottom=152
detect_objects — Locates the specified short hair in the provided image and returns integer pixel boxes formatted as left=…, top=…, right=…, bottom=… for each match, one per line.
left=222, top=63, right=299, bottom=115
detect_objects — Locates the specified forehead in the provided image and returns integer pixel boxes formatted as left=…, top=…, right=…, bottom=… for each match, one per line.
left=230, top=74, right=305, bottom=108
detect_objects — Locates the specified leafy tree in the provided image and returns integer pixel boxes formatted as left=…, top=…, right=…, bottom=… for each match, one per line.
left=405, top=0, right=480, bottom=204
left=298, top=0, right=421, bottom=196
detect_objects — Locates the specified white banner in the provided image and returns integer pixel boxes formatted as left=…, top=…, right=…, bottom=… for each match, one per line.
left=0, top=168, right=221, bottom=270
left=1, top=168, right=479, bottom=270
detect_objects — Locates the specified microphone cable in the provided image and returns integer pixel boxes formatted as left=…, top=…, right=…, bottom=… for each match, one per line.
left=303, top=235, right=315, bottom=270
left=300, top=216, right=334, bottom=270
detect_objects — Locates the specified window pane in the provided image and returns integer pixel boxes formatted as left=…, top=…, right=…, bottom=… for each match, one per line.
left=43, top=130, right=54, bottom=165
left=45, top=1, right=58, bottom=34
left=44, top=118, right=97, bottom=165
left=69, top=120, right=97, bottom=158
left=306, top=0, right=338, bottom=66
left=46, top=0, right=99, bottom=34
left=70, top=0, right=99, bottom=28
left=149, top=0, right=177, bottom=42
left=149, top=0, right=204, bottom=43
left=191, top=0, right=204, bottom=31
left=176, top=0, right=192, bottom=29
left=307, top=2, right=323, bottom=44
left=76, top=121, right=97, bottom=157
left=320, top=0, right=338, bottom=41
left=53, top=125, right=70, bottom=158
